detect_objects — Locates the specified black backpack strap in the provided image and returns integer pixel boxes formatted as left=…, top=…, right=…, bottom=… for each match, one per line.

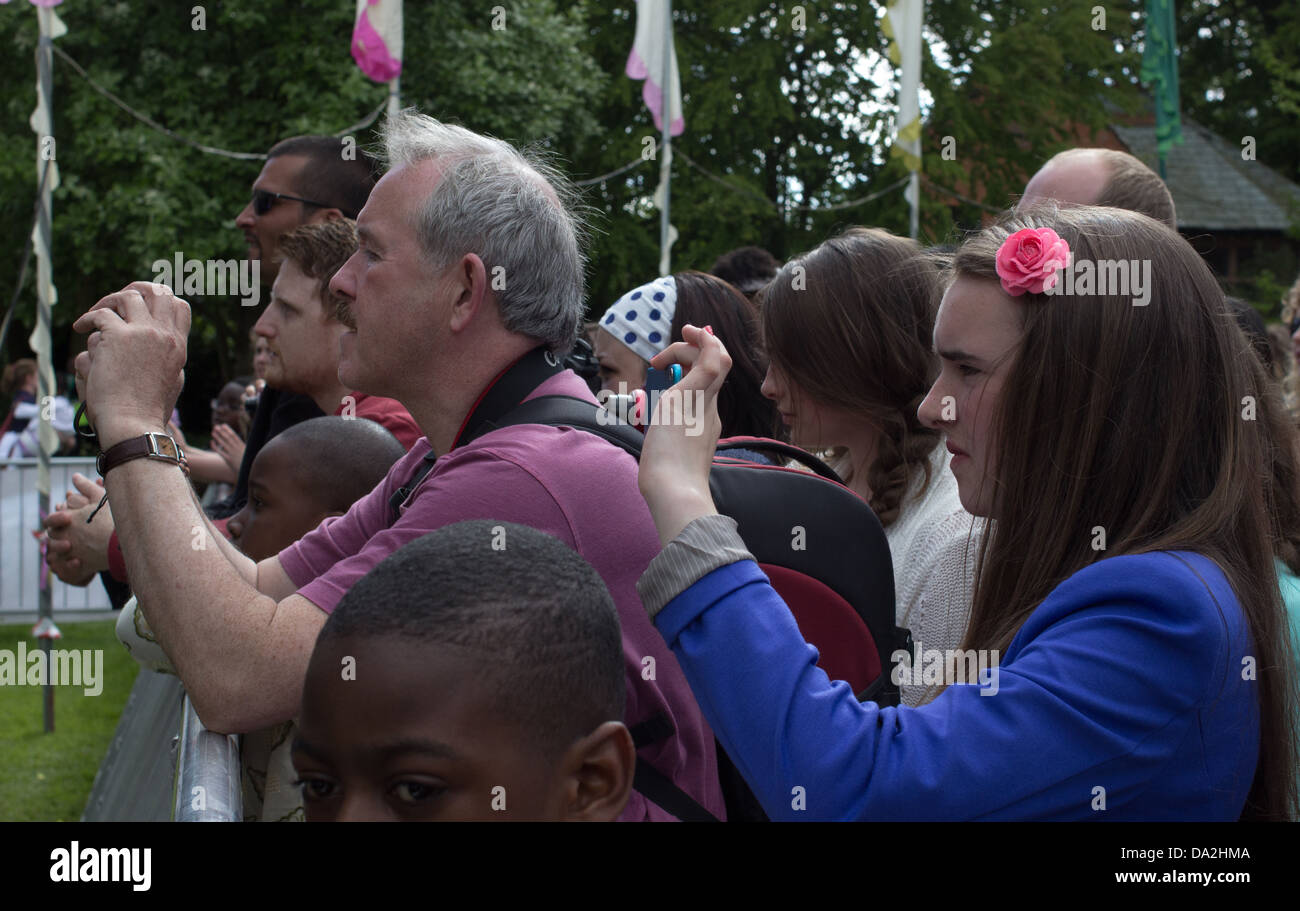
left=453, top=347, right=568, bottom=448
left=387, top=450, right=439, bottom=525
left=715, top=438, right=843, bottom=483
left=387, top=347, right=569, bottom=524
left=468, top=395, right=646, bottom=459
left=628, top=715, right=721, bottom=823
left=392, top=395, right=639, bottom=522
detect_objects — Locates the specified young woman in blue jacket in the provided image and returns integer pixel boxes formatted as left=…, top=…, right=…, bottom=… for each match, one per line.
left=636, top=203, right=1298, bottom=821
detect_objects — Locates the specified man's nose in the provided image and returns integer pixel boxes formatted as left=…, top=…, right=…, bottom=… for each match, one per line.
left=235, top=201, right=255, bottom=229
left=329, top=254, right=359, bottom=301
left=252, top=313, right=275, bottom=338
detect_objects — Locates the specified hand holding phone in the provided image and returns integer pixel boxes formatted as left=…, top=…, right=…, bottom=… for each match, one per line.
left=642, top=363, right=683, bottom=422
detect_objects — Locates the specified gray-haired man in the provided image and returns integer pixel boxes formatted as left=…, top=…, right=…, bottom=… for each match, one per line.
left=73, top=110, right=724, bottom=822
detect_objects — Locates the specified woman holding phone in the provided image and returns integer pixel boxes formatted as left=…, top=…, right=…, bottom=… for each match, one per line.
left=635, top=203, right=1299, bottom=820
left=593, top=271, right=779, bottom=440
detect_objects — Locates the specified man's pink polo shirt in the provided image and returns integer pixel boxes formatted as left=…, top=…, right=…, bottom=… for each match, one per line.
left=278, top=369, right=724, bottom=821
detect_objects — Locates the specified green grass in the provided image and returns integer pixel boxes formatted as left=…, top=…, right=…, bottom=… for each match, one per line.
left=0, top=619, right=139, bottom=821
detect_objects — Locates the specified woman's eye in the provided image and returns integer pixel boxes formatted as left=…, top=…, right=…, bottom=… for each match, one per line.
left=957, top=364, right=979, bottom=378
left=391, top=780, right=443, bottom=804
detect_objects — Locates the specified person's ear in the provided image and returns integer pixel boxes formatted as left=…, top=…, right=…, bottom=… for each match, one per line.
left=557, top=721, right=636, bottom=822
left=304, top=207, right=346, bottom=225
left=448, top=253, right=489, bottom=334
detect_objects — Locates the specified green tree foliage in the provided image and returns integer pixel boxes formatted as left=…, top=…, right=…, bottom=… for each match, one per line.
left=1176, top=0, right=1300, bottom=186
left=2, top=0, right=1289, bottom=407
left=922, top=1, right=1140, bottom=231
left=1160, top=1, right=1300, bottom=312
left=0, top=0, right=604, bottom=426
left=570, top=2, right=1143, bottom=313
left=572, top=2, right=895, bottom=312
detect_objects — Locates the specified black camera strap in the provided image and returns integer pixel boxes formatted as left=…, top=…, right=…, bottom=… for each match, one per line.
left=386, top=346, right=566, bottom=523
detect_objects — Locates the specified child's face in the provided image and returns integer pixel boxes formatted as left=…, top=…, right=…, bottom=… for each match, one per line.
left=294, top=635, right=617, bottom=821
left=227, top=439, right=335, bottom=561
left=211, top=382, right=246, bottom=431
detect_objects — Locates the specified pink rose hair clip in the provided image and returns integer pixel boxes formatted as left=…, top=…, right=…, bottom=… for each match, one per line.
left=995, top=227, right=1071, bottom=296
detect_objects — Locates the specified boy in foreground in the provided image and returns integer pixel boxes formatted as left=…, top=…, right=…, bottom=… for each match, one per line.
left=292, top=520, right=636, bottom=821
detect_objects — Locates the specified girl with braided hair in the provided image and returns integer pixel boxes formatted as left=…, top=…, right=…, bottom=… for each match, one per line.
left=757, top=227, right=979, bottom=705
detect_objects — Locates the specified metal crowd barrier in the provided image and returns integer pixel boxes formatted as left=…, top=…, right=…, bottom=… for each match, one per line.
left=0, top=456, right=114, bottom=613
left=172, top=693, right=243, bottom=822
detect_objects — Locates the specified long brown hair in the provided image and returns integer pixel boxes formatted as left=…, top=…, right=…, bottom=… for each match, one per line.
left=670, top=271, right=781, bottom=440
left=759, top=227, right=943, bottom=525
left=954, top=203, right=1298, bottom=820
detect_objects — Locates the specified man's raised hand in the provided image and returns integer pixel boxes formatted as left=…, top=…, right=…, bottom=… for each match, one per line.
left=72, top=282, right=191, bottom=447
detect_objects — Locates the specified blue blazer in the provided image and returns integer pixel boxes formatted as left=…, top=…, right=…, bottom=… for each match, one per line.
left=655, top=551, right=1258, bottom=820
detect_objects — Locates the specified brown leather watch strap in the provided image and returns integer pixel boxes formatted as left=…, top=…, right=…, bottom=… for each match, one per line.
left=97, top=432, right=189, bottom=477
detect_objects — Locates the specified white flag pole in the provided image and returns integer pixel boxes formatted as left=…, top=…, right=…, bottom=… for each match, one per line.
left=909, top=170, right=919, bottom=240
left=388, top=74, right=401, bottom=120
left=387, top=0, right=402, bottom=119
left=658, top=0, right=673, bottom=276
left=32, top=2, right=63, bottom=733
left=886, top=0, right=924, bottom=240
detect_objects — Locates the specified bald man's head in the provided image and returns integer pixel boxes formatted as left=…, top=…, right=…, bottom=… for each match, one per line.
left=1021, top=148, right=1176, bottom=229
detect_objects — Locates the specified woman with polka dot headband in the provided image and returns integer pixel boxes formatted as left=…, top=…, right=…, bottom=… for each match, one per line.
left=594, top=271, right=780, bottom=441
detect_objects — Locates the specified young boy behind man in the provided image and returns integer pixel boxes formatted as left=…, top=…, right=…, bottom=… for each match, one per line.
left=118, top=416, right=406, bottom=820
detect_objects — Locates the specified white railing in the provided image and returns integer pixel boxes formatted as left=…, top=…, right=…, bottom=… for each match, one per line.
left=0, top=457, right=114, bottom=613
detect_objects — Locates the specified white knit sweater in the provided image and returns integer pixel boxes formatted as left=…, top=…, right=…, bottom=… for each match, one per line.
left=883, top=445, right=981, bottom=706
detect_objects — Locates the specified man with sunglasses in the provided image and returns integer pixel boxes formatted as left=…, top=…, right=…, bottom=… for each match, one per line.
left=236, top=136, right=371, bottom=285
left=45, top=135, right=377, bottom=592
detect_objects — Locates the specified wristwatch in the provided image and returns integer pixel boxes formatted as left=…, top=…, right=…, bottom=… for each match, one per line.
left=97, top=431, right=189, bottom=478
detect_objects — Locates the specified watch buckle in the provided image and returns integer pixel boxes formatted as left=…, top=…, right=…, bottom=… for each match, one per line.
left=145, top=432, right=181, bottom=461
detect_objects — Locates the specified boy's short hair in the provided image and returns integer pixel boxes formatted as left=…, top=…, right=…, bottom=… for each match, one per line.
left=268, top=416, right=405, bottom=512
left=319, top=520, right=625, bottom=757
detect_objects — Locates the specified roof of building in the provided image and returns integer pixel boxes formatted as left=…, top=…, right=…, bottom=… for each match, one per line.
left=1112, top=120, right=1300, bottom=231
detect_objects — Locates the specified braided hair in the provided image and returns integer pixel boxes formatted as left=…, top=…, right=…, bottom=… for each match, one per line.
left=759, top=228, right=943, bottom=525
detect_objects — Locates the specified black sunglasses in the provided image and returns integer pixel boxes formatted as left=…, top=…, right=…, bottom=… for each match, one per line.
left=1290, top=315, right=1300, bottom=336
left=251, top=188, right=336, bottom=216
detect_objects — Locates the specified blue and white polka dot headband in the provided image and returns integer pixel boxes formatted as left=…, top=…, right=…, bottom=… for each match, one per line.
left=598, top=275, right=677, bottom=363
